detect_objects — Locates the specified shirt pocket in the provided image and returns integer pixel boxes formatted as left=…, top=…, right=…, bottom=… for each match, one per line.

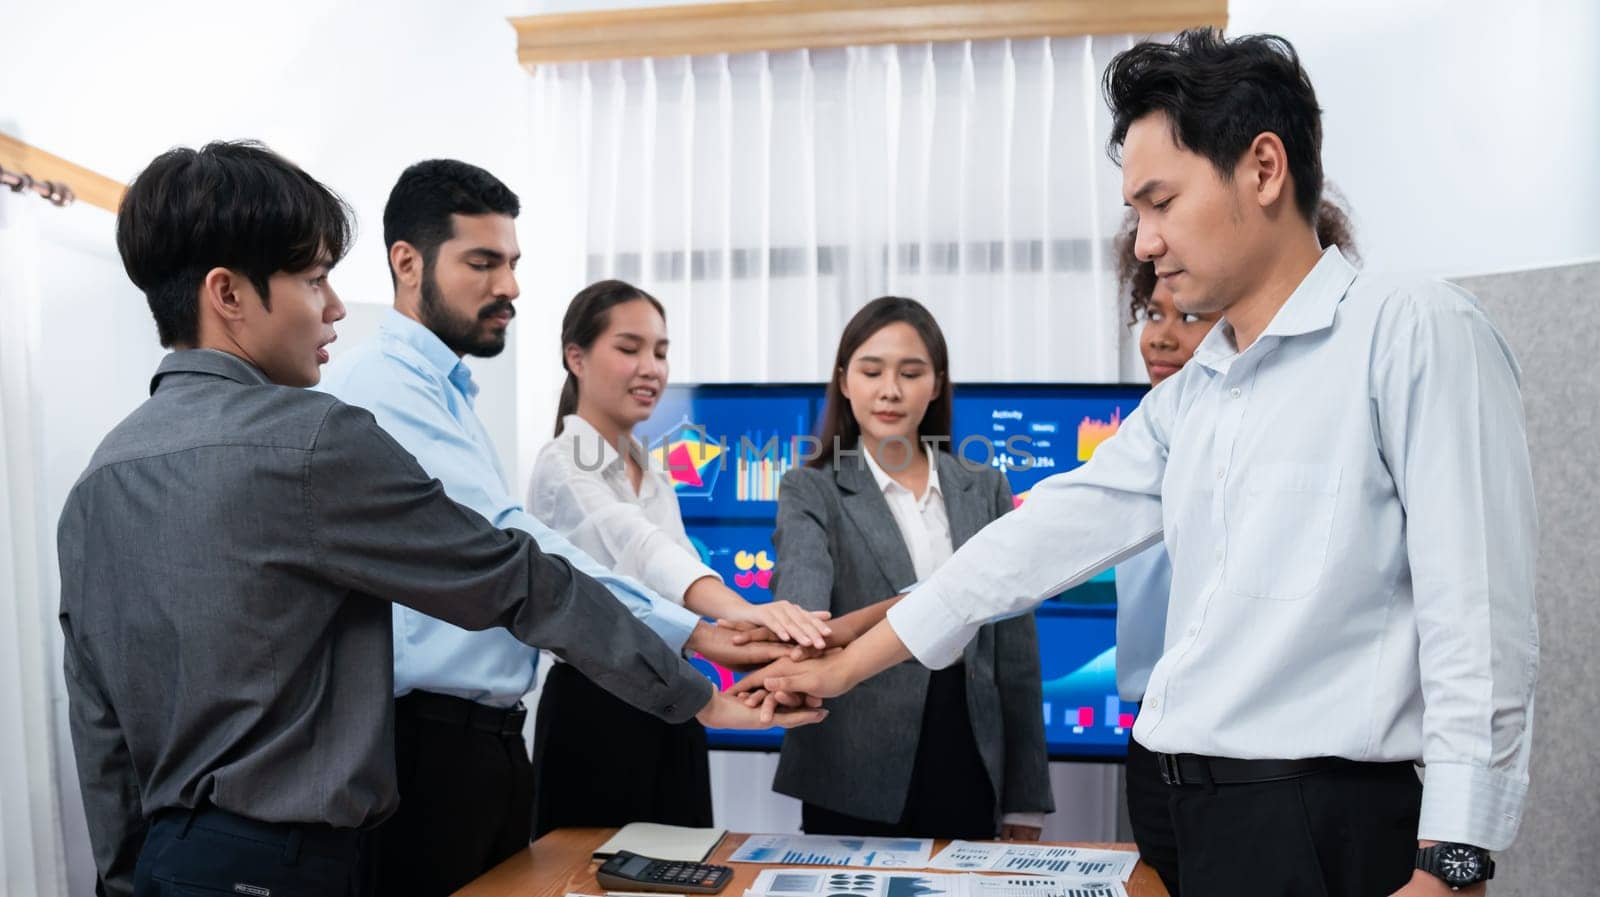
left=1227, top=462, right=1341, bottom=601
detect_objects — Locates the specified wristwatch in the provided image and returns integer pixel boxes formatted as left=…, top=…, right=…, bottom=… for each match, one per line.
left=1416, top=843, right=1495, bottom=889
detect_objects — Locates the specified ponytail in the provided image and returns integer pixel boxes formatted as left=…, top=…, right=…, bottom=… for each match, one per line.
left=554, top=371, right=580, bottom=436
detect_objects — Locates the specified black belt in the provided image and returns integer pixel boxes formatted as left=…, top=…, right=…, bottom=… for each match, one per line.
left=156, top=803, right=365, bottom=862
left=1156, top=753, right=1347, bottom=787
left=397, top=689, right=527, bottom=738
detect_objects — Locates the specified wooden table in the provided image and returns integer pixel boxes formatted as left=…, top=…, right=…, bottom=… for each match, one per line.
left=453, top=829, right=1170, bottom=897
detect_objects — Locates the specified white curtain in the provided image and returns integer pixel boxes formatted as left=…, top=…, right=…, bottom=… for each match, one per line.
left=0, top=193, right=70, bottom=897
left=524, top=36, right=1156, bottom=387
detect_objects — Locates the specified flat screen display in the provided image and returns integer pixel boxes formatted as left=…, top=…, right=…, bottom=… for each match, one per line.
left=638, top=383, right=1149, bottom=760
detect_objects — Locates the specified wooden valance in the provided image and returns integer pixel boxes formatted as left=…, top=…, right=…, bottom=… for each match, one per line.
left=512, top=0, right=1228, bottom=70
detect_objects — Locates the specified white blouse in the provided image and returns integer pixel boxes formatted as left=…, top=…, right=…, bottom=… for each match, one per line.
left=528, top=415, right=721, bottom=605
left=860, top=446, right=954, bottom=581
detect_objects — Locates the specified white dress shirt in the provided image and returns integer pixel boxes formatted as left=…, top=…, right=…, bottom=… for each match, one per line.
left=861, top=446, right=954, bottom=581
left=887, top=248, right=1537, bottom=850
left=529, top=414, right=721, bottom=607
left=862, top=447, right=1044, bottom=831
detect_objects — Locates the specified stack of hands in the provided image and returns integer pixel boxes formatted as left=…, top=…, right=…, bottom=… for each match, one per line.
left=686, top=601, right=884, bottom=739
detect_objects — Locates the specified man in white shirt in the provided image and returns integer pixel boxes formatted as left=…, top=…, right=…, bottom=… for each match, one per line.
left=744, top=28, right=1536, bottom=897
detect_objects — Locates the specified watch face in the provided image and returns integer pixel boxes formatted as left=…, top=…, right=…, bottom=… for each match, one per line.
left=1439, top=846, right=1483, bottom=884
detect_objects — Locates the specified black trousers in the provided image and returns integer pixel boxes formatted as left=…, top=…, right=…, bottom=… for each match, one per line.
left=1124, top=737, right=1181, bottom=896
left=532, top=661, right=713, bottom=839
left=802, top=666, right=997, bottom=841
left=135, top=804, right=370, bottom=897
left=375, top=691, right=535, bottom=897
left=1169, top=759, right=1422, bottom=897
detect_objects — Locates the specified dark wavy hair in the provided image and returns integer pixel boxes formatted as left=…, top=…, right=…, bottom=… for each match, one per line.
left=116, top=140, right=353, bottom=348
left=554, top=279, right=667, bottom=437
left=1104, top=28, right=1324, bottom=222
left=1114, top=188, right=1361, bottom=325
left=809, top=296, right=952, bottom=470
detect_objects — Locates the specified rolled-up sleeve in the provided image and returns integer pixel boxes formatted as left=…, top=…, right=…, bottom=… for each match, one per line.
left=531, top=442, right=719, bottom=609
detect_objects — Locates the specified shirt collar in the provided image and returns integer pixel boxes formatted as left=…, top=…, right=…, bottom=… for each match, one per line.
left=379, top=307, right=479, bottom=401
left=149, top=348, right=272, bottom=394
left=1193, top=245, right=1358, bottom=372
left=862, top=443, right=942, bottom=503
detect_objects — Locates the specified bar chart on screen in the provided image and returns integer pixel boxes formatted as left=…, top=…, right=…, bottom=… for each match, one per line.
left=733, top=428, right=802, bottom=502
left=1075, top=408, right=1124, bottom=462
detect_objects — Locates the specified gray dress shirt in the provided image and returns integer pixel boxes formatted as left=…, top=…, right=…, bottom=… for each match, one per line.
left=57, top=349, right=713, bottom=897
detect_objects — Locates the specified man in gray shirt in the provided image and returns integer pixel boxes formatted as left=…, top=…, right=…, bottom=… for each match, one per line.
left=58, top=140, right=823, bottom=897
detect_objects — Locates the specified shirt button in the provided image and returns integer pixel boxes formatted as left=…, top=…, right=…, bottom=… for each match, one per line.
left=1186, top=625, right=1199, bottom=637
left=1147, top=697, right=1160, bottom=710
left=1214, top=467, right=1224, bottom=480
left=1230, top=387, right=1241, bottom=398
left=1214, top=549, right=1224, bottom=561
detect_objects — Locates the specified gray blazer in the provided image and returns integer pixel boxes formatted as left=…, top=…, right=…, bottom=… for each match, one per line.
left=769, top=454, right=1053, bottom=823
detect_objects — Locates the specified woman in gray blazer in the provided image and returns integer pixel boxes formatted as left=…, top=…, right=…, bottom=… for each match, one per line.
left=770, top=296, right=1053, bottom=840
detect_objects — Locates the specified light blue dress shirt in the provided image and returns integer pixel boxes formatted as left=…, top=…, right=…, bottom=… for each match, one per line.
left=1112, top=544, right=1169, bottom=703
left=890, top=248, right=1538, bottom=849
left=318, top=308, right=701, bottom=707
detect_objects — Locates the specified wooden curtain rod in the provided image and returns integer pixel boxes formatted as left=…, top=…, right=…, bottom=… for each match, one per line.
left=0, top=132, right=126, bottom=214
left=512, top=0, right=1228, bottom=70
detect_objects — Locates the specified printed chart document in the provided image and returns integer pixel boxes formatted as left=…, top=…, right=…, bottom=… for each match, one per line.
left=729, top=835, right=934, bottom=868
left=744, top=868, right=1127, bottom=897
left=928, top=843, right=1138, bottom=880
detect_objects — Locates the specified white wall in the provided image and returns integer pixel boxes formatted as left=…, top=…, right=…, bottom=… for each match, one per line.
left=1227, top=0, right=1600, bottom=277
left=527, top=0, right=1600, bottom=278
left=0, top=0, right=547, bottom=475
left=0, top=0, right=538, bottom=303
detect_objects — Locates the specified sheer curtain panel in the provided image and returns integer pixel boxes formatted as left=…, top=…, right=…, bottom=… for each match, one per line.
left=0, top=193, right=70, bottom=897
left=524, top=36, right=1155, bottom=387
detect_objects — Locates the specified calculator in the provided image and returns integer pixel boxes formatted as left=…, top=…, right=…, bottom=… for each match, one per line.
left=596, top=850, right=733, bottom=894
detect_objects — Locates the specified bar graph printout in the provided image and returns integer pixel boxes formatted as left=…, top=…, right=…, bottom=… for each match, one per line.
left=730, top=835, right=934, bottom=868
left=744, top=869, right=1128, bottom=897
left=927, top=843, right=1138, bottom=880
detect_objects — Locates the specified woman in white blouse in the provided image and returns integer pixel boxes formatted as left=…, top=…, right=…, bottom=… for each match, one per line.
left=765, top=296, right=1052, bottom=840
left=526, top=279, right=828, bottom=835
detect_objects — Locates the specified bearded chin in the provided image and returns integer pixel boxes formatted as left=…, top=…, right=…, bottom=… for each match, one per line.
left=419, top=271, right=506, bottom=358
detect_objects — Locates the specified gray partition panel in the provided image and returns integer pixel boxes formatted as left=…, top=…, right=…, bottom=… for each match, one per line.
left=1455, top=261, right=1600, bottom=897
